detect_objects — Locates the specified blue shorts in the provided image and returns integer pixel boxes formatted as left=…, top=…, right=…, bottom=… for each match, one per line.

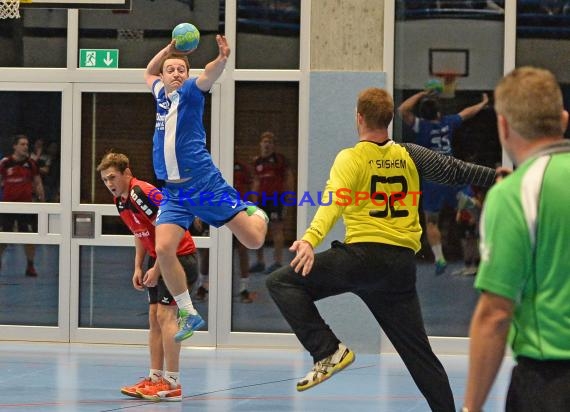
left=156, top=170, right=248, bottom=229
left=421, top=180, right=458, bottom=213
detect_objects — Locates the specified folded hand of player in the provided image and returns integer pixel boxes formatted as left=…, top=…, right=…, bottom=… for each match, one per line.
left=143, top=267, right=159, bottom=288
left=132, top=268, right=145, bottom=291
left=290, top=240, right=314, bottom=277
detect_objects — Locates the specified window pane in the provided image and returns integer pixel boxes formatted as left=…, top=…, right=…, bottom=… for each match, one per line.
left=231, top=81, right=298, bottom=332
left=0, top=243, right=59, bottom=326
left=102, top=215, right=132, bottom=235
left=235, top=0, right=301, bottom=69
left=80, top=92, right=155, bottom=204
left=78, top=0, right=223, bottom=69
left=80, top=245, right=209, bottom=329
left=191, top=248, right=209, bottom=320
left=516, top=0, right=570, bottom=139
left=80, top=91, right=212, bottom=204
left=0, top=92, right=62, bottom=203
left=80, top=246, right=147, bottom=328
left=0, top=213, right=37, bottom=233
left=0, top=9, right=67, bottom=67
left=394, top=2, right=504, bottom=337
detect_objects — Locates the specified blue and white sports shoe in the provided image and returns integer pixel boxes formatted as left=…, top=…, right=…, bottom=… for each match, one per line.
left=174, top=310, right=205, bottom=342
left=435, top=259, right=448, bottom=276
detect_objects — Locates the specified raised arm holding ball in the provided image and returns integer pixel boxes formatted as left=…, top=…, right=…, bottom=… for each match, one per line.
left=144, top=26, right=268, bottom=343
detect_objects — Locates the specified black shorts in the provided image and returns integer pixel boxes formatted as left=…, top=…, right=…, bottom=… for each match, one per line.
left=0, top=213, right=37, bottom=233
left=146, top=253, right=198, bottom=306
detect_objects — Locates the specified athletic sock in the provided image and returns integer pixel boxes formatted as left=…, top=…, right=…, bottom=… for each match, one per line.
left=149, top=369, right=162, bottom=382
left=164, top=371, right=180, bottom=388
left=246, top=205, right=269, bottom=223
left=239, top=277, right=249, bottom=293
left=173, top=291, right=198, bottom=315
left=431, top=244, right=445, bottom=262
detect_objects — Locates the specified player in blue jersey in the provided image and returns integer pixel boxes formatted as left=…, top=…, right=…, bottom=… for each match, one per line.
left=398, top=90, right=488, bottom=274
left=145, top=34, right=268, bottom=342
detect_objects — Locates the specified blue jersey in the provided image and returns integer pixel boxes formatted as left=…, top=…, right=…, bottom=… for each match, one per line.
left=151, top=78, right=214, bottom=180
left=413, top=114, right=462, bottom=156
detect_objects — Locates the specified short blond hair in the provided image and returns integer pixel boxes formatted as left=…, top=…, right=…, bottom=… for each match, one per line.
left=494, top=67, right=564, bottom=139
left=357, top=88, right=394, bottom=129
left=96, top=152, right=129, bottom=173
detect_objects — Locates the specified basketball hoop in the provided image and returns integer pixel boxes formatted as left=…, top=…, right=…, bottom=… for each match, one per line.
left=435, top=72, right=458, bottom=99
left=0, top=0, right=21, bottom=19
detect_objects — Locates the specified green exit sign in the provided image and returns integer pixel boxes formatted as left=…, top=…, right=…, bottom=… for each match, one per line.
left=79, top=49, right=119, bottom=69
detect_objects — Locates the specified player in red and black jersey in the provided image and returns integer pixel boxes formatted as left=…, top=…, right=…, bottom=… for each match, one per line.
left=0, top=135, right=45, bottom=277
left=250, top=131, right=295, bottom=274
left=97, top=152, right=198, bottom=402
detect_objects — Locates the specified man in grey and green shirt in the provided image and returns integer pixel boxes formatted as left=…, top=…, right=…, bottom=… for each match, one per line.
left=463, top=67, right=570, bottom=412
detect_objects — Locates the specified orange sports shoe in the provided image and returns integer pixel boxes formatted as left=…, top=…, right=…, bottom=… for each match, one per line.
left=136, top=378, right=182, bottom=402
left=120, top=377, right=153, bottom=398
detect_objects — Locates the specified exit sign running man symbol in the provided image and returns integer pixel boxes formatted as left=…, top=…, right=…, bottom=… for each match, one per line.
left=79, top=49, right=119, bottom=69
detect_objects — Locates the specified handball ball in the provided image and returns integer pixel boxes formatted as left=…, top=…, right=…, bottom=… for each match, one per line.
left=172, top=23, right=200, bottom=52
left=424, top=78, right=444, bottom=94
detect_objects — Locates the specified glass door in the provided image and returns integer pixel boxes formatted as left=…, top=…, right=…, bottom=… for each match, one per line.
left=68, top=83, right=219, bottom=346
left=0, top=83, right=72, bottom=342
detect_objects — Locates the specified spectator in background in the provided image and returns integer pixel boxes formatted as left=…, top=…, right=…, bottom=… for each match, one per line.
left=40, top=141, right=60, bottom=202
left=249, top=131, right=295, bottom=274
left=453, top=184, right=484, bottom=276
left=34, top=140, right=60, bottom=202
left=234, top=158, right=255, bottom=302
left=29, top=137, right=44, bottom=163
left=0, top=135, right=45, bottom=277
left=189, top=218, right=210, bottom=303
left=398, top=89, right=488, bottom=275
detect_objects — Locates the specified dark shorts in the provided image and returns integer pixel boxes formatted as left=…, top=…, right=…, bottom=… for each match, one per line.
left=147, top=253, right=198, bottom=306
left=0, top=213, right=37, bottom=233
left=506, top=356, right=570, bottom=411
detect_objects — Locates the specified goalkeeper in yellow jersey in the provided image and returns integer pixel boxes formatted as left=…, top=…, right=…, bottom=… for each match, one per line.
left=266, top=87, right=498, bottom=411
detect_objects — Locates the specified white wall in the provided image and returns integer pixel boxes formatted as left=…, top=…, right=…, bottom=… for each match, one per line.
left=394, top=18, right=504, bottom=90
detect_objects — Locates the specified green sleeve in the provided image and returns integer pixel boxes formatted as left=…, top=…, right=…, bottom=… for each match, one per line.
left=475, top=184, right=532, bottom=301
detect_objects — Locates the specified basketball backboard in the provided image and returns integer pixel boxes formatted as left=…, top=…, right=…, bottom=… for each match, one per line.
left=20, top=0, right=130, bottom=10
left=429, top=48, right=469, bottom=77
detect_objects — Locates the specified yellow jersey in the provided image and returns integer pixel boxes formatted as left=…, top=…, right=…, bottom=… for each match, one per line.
left=303, top=140, right=423, bottom=252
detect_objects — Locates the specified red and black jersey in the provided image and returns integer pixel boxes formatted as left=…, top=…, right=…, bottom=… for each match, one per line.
left=233, top=160, right=252, bottom=196
left=115, top=178, right=196, bottom=258
left=253, top=152, right=289, bottom=194
left=0, top=156, right=39, bottom=202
